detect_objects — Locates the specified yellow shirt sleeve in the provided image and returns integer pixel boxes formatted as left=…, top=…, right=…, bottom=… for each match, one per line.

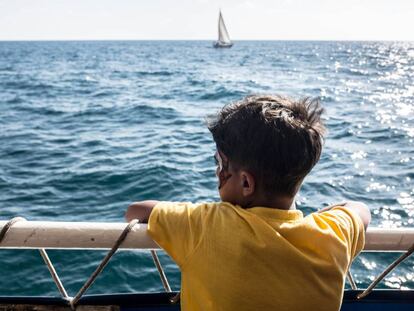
left=317, top=206, right=365, bottom=261
left=147, top=201, right=205, bottom=267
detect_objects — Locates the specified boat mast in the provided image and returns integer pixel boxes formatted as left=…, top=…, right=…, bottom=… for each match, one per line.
left=218, top=10, right=222, bottom=42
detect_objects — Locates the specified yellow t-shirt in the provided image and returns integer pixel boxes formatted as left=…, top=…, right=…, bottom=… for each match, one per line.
left=148, top=202, right=365, bottom=311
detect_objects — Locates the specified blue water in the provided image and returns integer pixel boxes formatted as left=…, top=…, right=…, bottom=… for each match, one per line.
left=0, top=41, right=413, bottom=295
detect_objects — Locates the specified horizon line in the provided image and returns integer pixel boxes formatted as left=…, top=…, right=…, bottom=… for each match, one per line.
left=1, top=39, right=413, bottom=43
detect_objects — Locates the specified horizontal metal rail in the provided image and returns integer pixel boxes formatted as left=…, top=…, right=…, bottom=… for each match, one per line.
left=0, top=221, right=413, bottom=251
left=0, top=221, right=158, bottom=249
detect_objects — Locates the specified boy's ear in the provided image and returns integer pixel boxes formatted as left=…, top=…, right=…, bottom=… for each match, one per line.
left=240, top=171, right=255, bottom=197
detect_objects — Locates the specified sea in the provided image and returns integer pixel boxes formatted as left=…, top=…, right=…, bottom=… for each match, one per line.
left=0, top=41, right=413, bottom=296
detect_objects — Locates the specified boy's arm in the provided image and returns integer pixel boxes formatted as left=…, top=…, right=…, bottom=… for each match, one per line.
left=319, top=201, right=371, bottom=230
left=125, top=201, right=205, bottom=266
left=125, top=200, right=159, bottom=223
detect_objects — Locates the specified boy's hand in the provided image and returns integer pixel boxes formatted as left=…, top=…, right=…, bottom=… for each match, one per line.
left=319, top=201, right=371, bottom=230
left=318, top=202, right=347, bottom=213
left=125, top=200, right=159, bottom=223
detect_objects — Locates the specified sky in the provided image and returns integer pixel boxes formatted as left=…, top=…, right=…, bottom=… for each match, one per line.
left=1, top=0, right=414, bottom=41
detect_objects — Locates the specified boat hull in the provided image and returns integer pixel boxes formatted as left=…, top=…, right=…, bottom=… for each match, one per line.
left=213, top=42, right=233, bottom=48
left=1, top=290, right=413, bottom=310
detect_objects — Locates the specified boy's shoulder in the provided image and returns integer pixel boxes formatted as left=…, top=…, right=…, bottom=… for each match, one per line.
left=151, top=201, right=235, bottom=220
left=305, top=206, right=366, bottom=257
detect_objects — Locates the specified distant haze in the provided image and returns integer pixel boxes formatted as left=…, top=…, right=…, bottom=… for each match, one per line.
left=1, top=0, right=414, bottom=41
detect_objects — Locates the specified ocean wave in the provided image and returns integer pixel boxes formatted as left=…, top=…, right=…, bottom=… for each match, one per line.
left=197, top=86, right=246, bottom=100
left=134, top=70, right=175, bottom=77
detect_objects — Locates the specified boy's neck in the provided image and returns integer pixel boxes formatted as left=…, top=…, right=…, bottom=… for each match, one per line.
left=245, top=195, right=295, bottom=210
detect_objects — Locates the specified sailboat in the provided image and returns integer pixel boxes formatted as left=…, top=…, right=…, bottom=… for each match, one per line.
left=213, top=10, right=233, bottom=48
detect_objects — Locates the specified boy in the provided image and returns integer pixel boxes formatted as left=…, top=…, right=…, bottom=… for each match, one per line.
left=125, top=95, right=371, bottom=311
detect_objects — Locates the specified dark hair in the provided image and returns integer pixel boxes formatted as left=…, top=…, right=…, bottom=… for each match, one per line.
left=208, top=95, right=325, bottom=198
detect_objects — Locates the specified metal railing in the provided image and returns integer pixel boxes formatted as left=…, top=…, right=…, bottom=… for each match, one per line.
left=1, top=220, right=413, bottom=251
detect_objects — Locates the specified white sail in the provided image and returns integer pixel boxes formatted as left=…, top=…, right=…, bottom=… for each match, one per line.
left=218, top=11, right=231, bottom=44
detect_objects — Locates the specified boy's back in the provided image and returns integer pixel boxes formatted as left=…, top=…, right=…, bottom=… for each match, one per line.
left=126, top=95, right=370, bottom=311
left=148, top=201, right=365, bottom=311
